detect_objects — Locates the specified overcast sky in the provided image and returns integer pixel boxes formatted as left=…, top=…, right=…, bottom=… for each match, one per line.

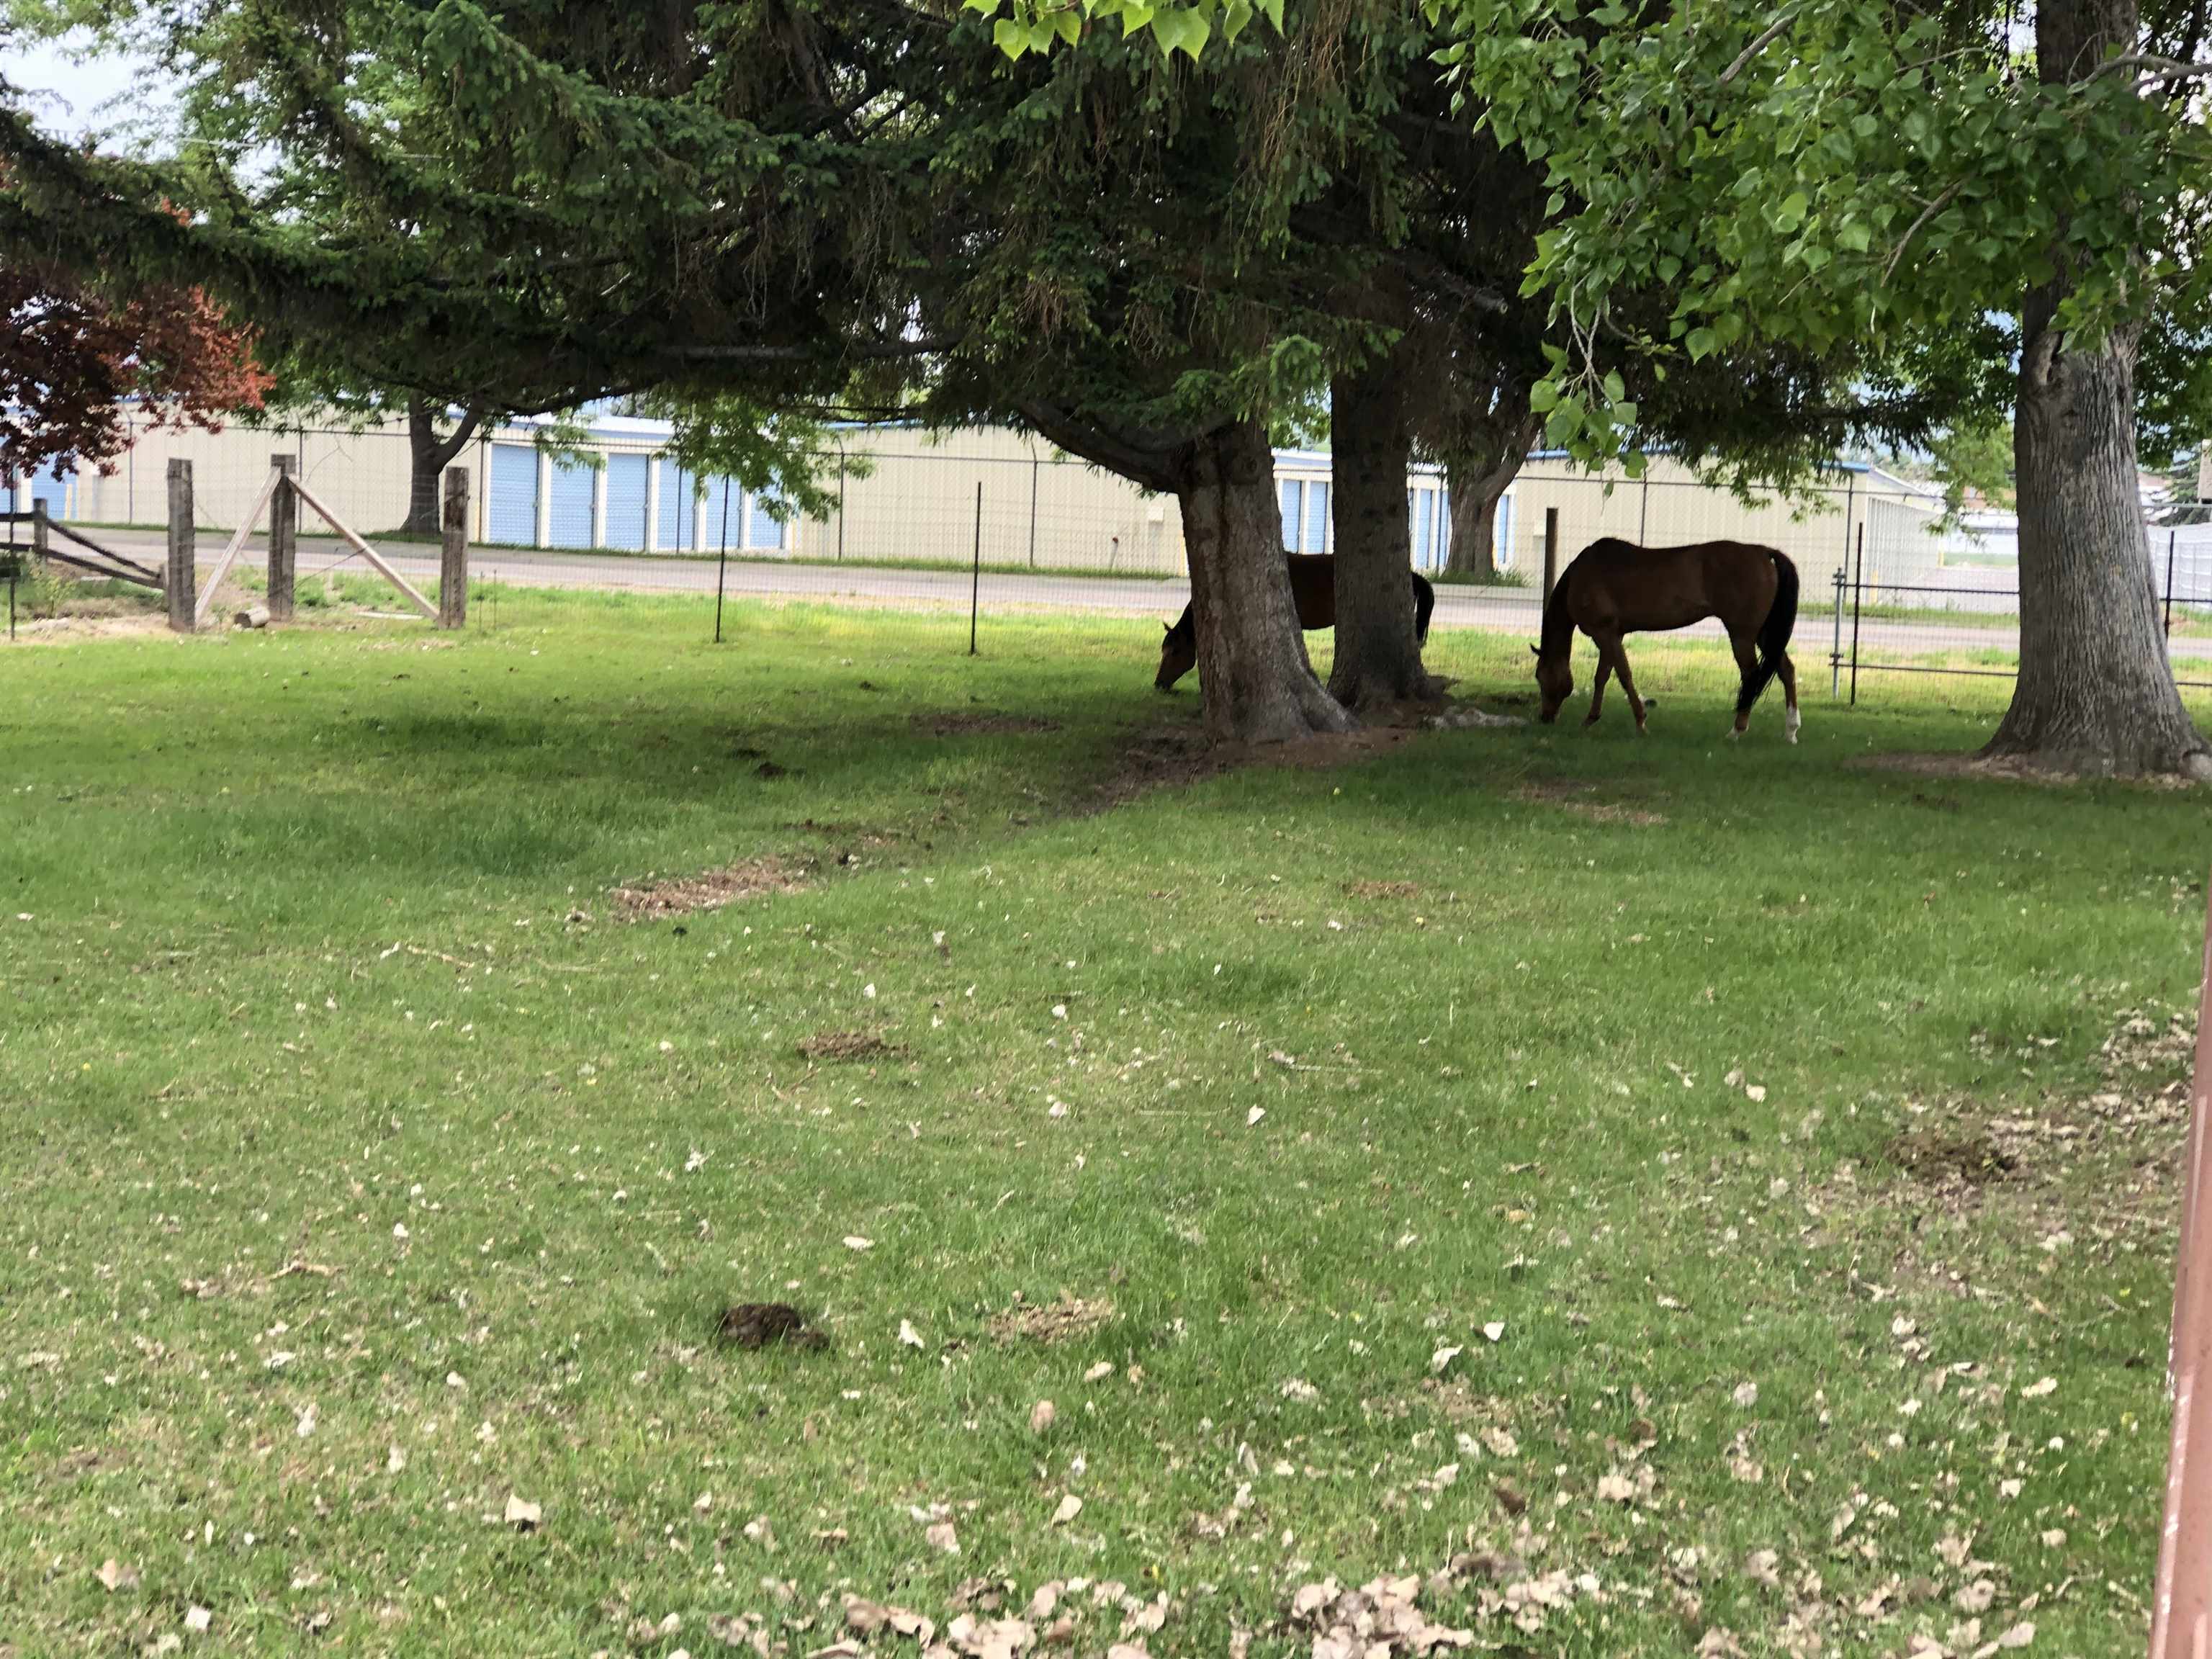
left=0, top=30, right=174, bottom=145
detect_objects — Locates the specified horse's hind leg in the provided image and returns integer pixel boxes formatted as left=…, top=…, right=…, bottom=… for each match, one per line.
left=1727, top=633, right=1761, bottom=737
left=1590, top=630, right=1646, bottom=732
left=1779, top=652, right=1801, bottom=744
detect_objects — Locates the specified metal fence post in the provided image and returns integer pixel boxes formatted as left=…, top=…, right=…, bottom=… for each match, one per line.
left=1028, top=456, right=1040, bottom=569
left=2148, top=878, right=2212, bottom=1658
left=166, top=459, right=195, bottom=634
left=969, top=480, right=983, bottom=657
left=2166, top=529, right=2178, bottom=639
left=714, top=482, right=732, bottom=644
left=1831, top=567, right=1845, bottom=698
left=1848, top=522, right=1865, bottom=706
left=268, top=453, right=297, bottom=621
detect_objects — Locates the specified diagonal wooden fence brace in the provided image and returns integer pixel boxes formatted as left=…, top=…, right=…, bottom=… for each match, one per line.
left=2149, top=876, right=2212, bottom=1658
left=286, top=474, right=438, bottom=619
left=192, top=467, right=284, bottom=625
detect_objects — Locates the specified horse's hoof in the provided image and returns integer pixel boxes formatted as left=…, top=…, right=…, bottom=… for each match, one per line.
left=1723, top=728, right=1741, bottom=742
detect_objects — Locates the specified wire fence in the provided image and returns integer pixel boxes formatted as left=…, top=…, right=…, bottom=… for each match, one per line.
left=14, top=429, right=2212, bottom=711
left=1832, top=515, right=2212, bottom=698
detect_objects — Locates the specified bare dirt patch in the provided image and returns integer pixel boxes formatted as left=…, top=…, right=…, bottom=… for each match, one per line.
left=1516, top=778, right=1669, bottom=826
left=1346, top=879, right=1421, bottom=899
left=4, top=611, right=171, bottom=643
left=1856, top=751, right=2208, bottom=790
left=716, top=1302, right=829, bottom=1352
left=796, top=1029, right=904, bottom=1063
left=612, top=858, right=804, bottom=918
left=1887, top=1125, right=2020, bottom=1190
left=917, top=711, right=1064, bottom=737
left=988, top=1292, right=1116, bottom=1344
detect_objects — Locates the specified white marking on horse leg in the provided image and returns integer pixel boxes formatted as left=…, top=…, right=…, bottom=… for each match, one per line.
left=1723, top=727, right=1740, bottom=742
left=1786, top=706, right=1802, bottom=745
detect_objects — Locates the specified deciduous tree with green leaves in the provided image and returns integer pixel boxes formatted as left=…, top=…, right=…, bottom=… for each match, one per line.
left=991, top=0, right=2212, bottom=774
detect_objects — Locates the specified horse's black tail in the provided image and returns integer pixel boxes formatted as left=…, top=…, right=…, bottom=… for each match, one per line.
left=1737, top=552, right=1799, bottom=714
left=1411, top=571, right=1434, bottom=645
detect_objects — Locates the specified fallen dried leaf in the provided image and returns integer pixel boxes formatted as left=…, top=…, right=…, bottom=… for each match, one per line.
left=503, top=1493, right=542, bottom=1532
left=95, top=1558, right=138, bottom=1592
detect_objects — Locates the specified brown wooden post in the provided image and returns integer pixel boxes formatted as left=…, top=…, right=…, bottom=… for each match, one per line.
left=2150, top=878, right=2212, bottom=1658
left=1541, top=506, right=1560, bottom=606
left=166, top=458, right=195, bottom=633
left=30, top=499, right=50, bottom=564
left=439, top=464, right=469, bottom=629
left=267, top=453, right=297, bottom=621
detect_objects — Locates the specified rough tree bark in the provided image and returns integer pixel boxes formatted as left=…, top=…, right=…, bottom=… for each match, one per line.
left=1984, top=0, right=2210, bottom=776
left=403, top=397, right=485, bottom=538
left=1444, top=410, right=1537, bottom=579
left=1178, top=419, right=1357, bottom=743
left=1328, top=354, right=1436, bottom=709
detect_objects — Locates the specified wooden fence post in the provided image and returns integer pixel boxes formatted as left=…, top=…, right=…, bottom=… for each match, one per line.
left=31, top=498, right=50, bottom=565
left=1542, top=507, right=1560, bottom=606
left=166, top=459, right=195, bottom=633
left=267, top=454, right=297, bottom=621
left=2149, top=878, right=2212, bottom=1658
left=439, top=465, right=469, bottom=629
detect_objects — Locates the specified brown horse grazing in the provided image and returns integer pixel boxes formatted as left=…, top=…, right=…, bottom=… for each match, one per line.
left=1532, top=539, right=1800, bottom=741
left=1156, top=553, right=1436, bottom=691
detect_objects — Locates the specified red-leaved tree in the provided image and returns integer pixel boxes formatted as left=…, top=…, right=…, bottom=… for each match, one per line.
left=1, top=250, right=271, bottom=481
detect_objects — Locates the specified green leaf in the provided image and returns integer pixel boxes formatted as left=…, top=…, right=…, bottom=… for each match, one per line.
left=1685, top=326, right=1719, bottom=361
left=1773, top=191, right=1808, bottom=233
left=1528, top=380, right=1560, bottom=413
left=991, top=16, right=1030, bottom=58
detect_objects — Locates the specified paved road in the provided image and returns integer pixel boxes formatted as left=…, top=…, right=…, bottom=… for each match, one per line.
left=65, top=523, right=2212, bottom=669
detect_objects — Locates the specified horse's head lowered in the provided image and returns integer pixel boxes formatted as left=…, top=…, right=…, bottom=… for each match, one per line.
left=1156, top=614, right=1197, bottom=691
left=1532, top=642, right=1573, bottom=724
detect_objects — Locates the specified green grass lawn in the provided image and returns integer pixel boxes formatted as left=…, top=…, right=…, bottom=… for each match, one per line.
left=2, top=595, right=2205, bottom=1658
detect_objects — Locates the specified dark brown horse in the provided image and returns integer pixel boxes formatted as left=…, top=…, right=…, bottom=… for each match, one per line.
left=1156, top=553, right=1436, bottom=691
left=1533, top=539, right=1800, bottom=740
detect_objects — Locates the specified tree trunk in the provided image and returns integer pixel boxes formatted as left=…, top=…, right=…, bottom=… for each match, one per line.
left=1983, top=0, right=2209, bottom=777
left=1178, top=419, right=1356, bottom=744
left=1446, top=479, right=1502, bottom=579
left=1327, top=356, right=1435, bottom=709
left=1443, top=412, right=1536, bottom=578
left=403, top=397, right=484, bottom=539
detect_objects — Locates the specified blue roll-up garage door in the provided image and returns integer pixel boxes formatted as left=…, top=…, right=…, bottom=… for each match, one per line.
left=746, top=493, right=785, bottom=552
left=547, top=459, right=596, bottom=548
left=487, top=444, right=538, bottom=544
left=698, top=477, right=738, bottom=550
left=29, top=460, right=72, bottom=519
left=603, top=454, right=650, bottom=551
left=656, top=465, right=696, bottom=551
